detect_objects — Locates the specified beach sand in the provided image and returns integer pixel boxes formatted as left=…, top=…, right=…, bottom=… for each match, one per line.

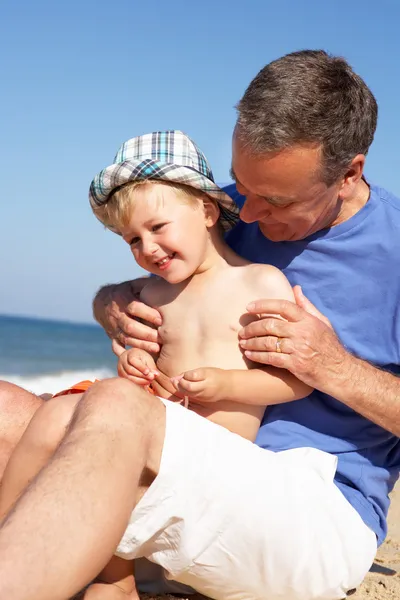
left=139, top=483, right=400, bottom=600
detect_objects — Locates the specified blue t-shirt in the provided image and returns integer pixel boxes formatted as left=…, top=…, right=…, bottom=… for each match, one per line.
left=224, top=181, right=400, bottom=545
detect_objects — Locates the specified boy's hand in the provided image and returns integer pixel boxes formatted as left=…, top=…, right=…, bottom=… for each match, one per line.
left=171, top=367, right=227, bottom=403
left=118, top=348, right=159, bottom=386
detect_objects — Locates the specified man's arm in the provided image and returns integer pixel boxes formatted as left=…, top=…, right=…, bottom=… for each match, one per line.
left=92, top=279, right=162, bottom=355
left=330, top=355, right=400, bottom=435
left=239, top=289, right=400, bottom=436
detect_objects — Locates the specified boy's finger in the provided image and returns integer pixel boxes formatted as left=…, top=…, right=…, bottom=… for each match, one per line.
left=127, top=357, right=150, bottom=375
left=176, top=379, right=195, bottom=394
left=182, top=369, right=205, bottom=382
left=124, top=374, right=152, bottom=386
left=177, top=380, right=205, bottom=395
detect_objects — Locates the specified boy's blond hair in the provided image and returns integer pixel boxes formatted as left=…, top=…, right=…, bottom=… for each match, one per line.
left=93, top=179, right=212, bottom=233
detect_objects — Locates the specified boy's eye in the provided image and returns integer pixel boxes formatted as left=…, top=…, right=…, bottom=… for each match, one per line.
left=152, top=223, right=166, bottom=232
left=129, top=236, right=140, bottom=246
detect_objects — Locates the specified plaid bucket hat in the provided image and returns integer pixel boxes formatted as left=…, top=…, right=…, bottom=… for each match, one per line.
left=89, top=130, right=240, bottom=232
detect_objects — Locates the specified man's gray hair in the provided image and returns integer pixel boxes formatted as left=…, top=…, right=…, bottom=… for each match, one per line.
left=235, top=50, right=378, bottom=185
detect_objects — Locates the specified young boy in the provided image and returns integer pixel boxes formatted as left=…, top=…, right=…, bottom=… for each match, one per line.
left=0, top=131, right=312, bottom=600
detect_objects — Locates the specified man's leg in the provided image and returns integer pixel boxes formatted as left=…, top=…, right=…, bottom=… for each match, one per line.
left=0, top=394, right=81, bottom=519
left=0, top=381, right=43, bottom=479
left=0, top=377, right=166, bottom=600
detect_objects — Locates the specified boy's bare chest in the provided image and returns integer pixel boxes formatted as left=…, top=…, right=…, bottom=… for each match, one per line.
left=155, top=282, right=256, bottom=345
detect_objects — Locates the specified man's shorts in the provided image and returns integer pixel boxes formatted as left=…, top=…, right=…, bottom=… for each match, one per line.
left=116, top=399, right=377, bottom=600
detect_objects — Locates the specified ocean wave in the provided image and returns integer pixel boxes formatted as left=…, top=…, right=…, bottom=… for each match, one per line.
left=1, top=368, right=116, bottom=395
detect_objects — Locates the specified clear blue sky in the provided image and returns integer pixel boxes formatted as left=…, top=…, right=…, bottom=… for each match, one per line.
left=1, top=0, right=399, bottom=323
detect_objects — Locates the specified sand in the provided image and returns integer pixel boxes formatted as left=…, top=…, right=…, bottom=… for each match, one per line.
left=139, top=484, right=400, bottom=600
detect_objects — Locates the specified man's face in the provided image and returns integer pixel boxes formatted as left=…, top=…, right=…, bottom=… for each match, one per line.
left=231, top=136, right=344, bottom=242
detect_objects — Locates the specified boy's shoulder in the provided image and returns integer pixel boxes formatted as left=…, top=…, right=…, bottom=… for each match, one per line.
left=240, top=262, right=294, bottom=301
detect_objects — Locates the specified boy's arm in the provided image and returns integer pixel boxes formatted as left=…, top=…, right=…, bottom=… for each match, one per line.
left=173, top=365, right=311, bottom=404
left=224, top=366, right=312, bottom=403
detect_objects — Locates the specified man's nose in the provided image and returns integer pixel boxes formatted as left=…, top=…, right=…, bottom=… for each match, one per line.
left=240, top=197, right=270, bottom=224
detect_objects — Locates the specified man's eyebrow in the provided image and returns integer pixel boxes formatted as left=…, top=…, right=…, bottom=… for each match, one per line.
left=230, top=167, right=293, bottom=204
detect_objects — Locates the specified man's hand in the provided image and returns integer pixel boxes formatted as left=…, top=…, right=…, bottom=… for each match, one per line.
left=238, top=287, right=351, bottom=390
left=118, top=348, right=159, bottom=386
left=92, top=279, right=162, bottom=356
left=171, top=367, right=226, bottom=402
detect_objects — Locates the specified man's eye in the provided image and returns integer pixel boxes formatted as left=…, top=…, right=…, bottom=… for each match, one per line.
left=152, top=223, right=166, bottom=232
left=263, top=197, right=291, bottom=208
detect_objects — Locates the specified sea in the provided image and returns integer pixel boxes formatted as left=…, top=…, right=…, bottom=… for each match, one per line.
left=0, top=314, right=118, bottom=395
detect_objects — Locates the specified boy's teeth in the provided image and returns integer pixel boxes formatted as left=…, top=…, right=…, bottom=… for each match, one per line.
left=158, top=255, right=172, bottom=265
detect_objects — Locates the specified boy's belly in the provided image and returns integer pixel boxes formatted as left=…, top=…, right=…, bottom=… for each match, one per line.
left=156, top=340, right=248, bottom=377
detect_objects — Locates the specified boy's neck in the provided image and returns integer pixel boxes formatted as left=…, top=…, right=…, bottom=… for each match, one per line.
left=194, top=227, right=249, bottom=277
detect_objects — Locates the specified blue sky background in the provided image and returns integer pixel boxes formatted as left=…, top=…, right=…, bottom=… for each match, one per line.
left=1, top=0, right=399, bottom=323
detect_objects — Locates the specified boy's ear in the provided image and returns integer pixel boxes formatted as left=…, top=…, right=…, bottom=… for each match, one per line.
left=203, top=198, right=220, bottom=228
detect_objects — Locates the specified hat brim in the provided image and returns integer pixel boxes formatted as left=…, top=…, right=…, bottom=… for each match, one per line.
left=89, top=159, right=239, bottom=233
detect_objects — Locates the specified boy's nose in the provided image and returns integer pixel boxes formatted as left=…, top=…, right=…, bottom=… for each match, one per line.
left=142, top=240, right=158, bottom=257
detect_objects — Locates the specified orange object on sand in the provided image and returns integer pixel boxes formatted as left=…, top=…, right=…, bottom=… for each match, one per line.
left=53, top=379, right=98, bottom=398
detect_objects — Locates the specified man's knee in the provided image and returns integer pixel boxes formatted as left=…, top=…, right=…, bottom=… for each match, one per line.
left=75, top=379, right=166, bottom=474
left=0, top=381, right=43, bottom=424
left=80, top=378, right=160, bottom=424
left=24, top=394, right=82, bottom=457
left=0, top=381, right=43, bottom=473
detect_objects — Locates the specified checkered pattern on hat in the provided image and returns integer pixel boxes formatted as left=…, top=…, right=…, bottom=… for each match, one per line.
left=89, top=130, right=239, bottom=232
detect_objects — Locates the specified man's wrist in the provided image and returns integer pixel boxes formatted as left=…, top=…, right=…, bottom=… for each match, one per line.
left=325, top=350, right=369, bottom=405
left=92, top=284, right=117, bottom=327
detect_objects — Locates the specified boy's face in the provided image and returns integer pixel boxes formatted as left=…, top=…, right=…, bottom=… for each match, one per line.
left=119, top=183, right=212, bottom=284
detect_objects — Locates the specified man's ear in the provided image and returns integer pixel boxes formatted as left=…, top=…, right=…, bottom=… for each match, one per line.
left=203, top=198, right=220, bottom=228
left=339, top=154, right=365, bottom=199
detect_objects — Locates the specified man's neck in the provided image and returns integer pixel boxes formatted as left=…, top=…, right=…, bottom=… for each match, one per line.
left=332, top=178, right=370, bottom=227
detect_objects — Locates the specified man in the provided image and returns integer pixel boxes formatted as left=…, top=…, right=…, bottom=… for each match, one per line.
left=0, top=50, right=399, bottom=600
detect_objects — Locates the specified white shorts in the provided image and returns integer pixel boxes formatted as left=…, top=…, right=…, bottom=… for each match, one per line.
left=116, top=399, right=377, bottom=600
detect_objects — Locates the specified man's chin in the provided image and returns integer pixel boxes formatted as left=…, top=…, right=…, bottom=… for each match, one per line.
left=259, top=223, right=292, bottom=242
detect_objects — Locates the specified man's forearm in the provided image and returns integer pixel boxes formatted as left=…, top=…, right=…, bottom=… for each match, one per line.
left=329, top=354, right=400, bottom=435
left=224, top=368, right=312, bottom=405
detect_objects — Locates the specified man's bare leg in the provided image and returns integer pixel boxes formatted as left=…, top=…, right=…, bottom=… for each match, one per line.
left=0, top=394, right=81, bottom=519
left=0, top=391, right=140, bottom=600
left=0, top=381, right=43, bottom=480
left=0, top=377, right=166, bottom=600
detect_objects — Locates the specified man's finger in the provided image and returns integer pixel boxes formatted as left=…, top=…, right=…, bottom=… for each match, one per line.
left=123, top=338, right=161, bottom=354
left=293, top=286, right=332, bottom=329
left=240, top=335, right=294, bottom=354
left=243, top=350, right=290, bottom=369
left=112, top=338, right=126, bottom=357
left=239, top=318, right=292, bottom=340
left=121, top=316, right=161, bottom=344
left=246, top=299, right=303, bottom=322
left=126, top=300, right=162, bottom=327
